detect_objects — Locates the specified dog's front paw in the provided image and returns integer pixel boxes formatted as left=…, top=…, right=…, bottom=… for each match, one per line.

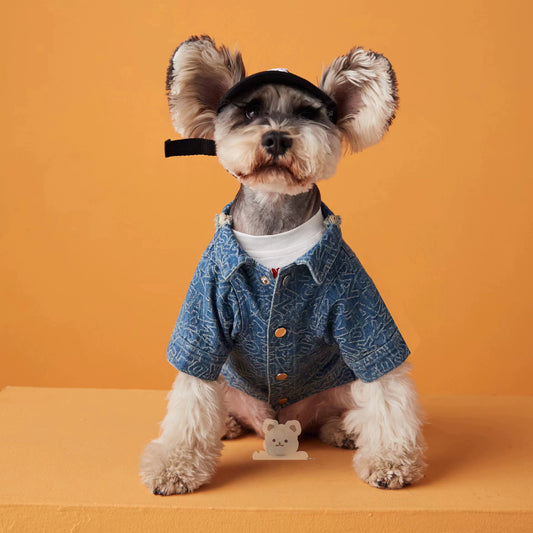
left=354, top=449, right=426, bottom=489
left=139, top=440, right=220, bottom=495
left=319, top=417, right=358, bottom=449
left=222, top=414, right=248, bottom=440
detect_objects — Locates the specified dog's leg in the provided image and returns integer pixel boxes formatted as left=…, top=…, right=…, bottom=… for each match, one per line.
left=344, top=362, right=426, bottom=489
left=222, top=414, right=248, bottom=440
left=223, top=383, right=275, bottom=437
left=278, top=382, right=356, bottom=445
left=318, top=416, right=358, bottom=449
left=139, top=372, right=226, bottom=495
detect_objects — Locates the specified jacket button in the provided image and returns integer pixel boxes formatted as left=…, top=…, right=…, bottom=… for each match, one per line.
left=260, top=276, right=270, bottom=285
left=274, top=327, right=287, bottom=338
left=276, top=373, right=288, bottom=381
left=277, top=398, right=288, bottom=405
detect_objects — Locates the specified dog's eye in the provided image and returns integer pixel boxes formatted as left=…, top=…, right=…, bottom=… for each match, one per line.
left=244, top=100, right=261, bottom=120
left=272, top=438, right=276, bottom=442
left=245, top=108, right=258, bottom=120
left=297, top=106, right=320, bottom=121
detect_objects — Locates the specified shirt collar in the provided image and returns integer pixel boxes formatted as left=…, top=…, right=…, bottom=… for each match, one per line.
left=212, top=202, right=343, bottom=284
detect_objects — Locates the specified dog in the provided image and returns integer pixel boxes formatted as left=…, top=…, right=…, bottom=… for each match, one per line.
left=140, top=35, right=426, bottom=495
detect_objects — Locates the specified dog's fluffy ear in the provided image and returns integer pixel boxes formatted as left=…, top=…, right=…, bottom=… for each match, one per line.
left=320, top=47, right=398, bottom=153
left=166, top=35, right=245, bottom=138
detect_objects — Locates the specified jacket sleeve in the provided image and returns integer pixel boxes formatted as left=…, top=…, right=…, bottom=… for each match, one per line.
left=330, top=248, right=410, bottom=382
left=167, top=255, right=236, bottom=380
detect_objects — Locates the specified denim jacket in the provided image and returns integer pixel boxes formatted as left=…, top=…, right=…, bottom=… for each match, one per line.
left=167, top=202, right=410, bottom=409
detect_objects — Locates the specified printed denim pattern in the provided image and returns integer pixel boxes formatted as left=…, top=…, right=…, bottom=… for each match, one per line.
left=167, top=202, right=410, bottom=409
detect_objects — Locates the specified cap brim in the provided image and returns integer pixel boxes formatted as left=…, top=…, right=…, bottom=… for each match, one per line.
left=216, top=71, right=338, bottom=123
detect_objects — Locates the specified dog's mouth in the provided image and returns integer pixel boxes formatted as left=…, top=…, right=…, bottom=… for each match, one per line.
left=240, top=159, right=307, bottom=186
left=255, top=162, right=294, bottom=177
left=231, top=149, right=316, bottom=194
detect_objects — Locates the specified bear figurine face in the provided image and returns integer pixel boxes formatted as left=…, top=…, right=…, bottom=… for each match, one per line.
left=263, top=419, right=302, bottom=457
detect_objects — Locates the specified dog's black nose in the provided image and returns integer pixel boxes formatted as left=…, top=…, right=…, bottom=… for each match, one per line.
left=262, top=131, right=292, bottom=157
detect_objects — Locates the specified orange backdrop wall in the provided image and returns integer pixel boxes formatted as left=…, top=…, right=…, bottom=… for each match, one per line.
left=1, top=0, right=531, bottom=395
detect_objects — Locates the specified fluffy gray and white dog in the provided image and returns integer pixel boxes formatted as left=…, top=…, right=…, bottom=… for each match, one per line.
left=140, top=35, right=426, bottom=495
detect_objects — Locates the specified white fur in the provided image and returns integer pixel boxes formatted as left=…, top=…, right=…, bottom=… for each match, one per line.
left=167, top=36, right=245, bottom=138
left=139, top=372, right=227, bottom=494
left=214, top=120, right=342, bottom=195
left=345, top=362, right=426, bottom=488
left=320, top=47, right=398, bottom=153
left=223, top=381, right=275, bottom=437
left=141, top=362, right=426, bottom=493
left=345, top=362, right=422, bottom=451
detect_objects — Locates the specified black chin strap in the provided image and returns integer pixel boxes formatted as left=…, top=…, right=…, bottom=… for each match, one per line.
left=164, top=138, right=217, bottom=157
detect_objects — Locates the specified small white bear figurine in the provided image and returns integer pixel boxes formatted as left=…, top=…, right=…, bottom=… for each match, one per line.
left=253, top=419, right=309, bottom=460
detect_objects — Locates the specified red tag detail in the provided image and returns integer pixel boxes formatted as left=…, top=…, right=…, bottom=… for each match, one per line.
left=271, top=268, right=279, bottom=278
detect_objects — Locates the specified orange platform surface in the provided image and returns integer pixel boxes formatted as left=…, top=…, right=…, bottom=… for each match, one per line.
left=1, top=387, right=532, bottom=532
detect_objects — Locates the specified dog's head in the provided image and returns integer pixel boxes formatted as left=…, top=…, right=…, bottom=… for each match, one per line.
left=166, top=35, right=398, bottom=195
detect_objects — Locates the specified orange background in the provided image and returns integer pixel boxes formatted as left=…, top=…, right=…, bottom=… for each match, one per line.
left=1, top=0, right=531, bottom=395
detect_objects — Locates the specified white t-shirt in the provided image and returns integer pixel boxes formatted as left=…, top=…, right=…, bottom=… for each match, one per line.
left=232, top=209, right=325, bottom=269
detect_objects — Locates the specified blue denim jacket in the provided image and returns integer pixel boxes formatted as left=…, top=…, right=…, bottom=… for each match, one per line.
left=167, top=203, right=410, bottom=409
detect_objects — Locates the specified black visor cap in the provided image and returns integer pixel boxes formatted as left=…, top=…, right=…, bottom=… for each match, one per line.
left=216, top=70, right=338, bottom=124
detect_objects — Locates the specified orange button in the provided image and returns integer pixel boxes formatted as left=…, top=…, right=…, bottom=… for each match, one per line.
left=274, top=327, right=287, bottom=338
left=276, top=373, right=288, bottom=381
left=277, top=398, right=288, bottom=405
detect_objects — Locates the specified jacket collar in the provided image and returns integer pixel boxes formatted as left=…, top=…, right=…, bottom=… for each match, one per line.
left=212, top=202, right=342, bottom=285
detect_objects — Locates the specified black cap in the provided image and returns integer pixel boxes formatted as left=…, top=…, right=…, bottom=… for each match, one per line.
left=216, top=70, right=338, bottom=124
